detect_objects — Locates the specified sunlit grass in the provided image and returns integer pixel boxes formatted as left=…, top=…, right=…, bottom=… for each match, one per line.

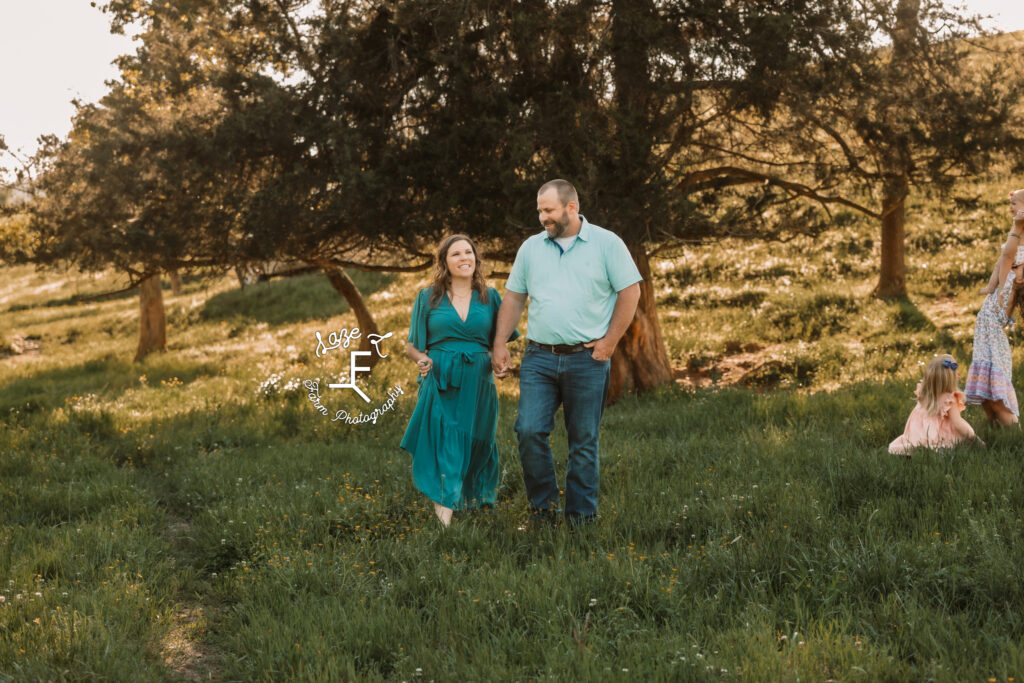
left=4, top=178, right=1024, bottom=678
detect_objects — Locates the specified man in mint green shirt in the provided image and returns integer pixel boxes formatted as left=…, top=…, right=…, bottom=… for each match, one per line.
left=491, top=179, right=641, bottom=526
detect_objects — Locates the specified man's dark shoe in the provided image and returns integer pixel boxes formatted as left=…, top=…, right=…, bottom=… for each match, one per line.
left=517, top=508, right=559, bottom=531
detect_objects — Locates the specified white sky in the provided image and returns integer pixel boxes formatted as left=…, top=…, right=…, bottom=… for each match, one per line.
left=1, top=1, right=1023, bottom=162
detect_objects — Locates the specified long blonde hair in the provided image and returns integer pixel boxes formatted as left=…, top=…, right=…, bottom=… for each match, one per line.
left=428, top=234, right=489, bottom=308
left=919, top=354, right=960, bottom=416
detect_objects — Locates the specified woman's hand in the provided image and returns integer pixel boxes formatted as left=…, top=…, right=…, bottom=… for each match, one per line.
left=417, top=357, right=433, bottom=377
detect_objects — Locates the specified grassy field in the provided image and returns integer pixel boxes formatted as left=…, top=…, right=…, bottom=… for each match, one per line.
left=4, top=179, right=1024, bottom=680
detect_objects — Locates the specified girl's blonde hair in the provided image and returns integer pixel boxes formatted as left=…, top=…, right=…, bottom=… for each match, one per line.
left=920, top=354, right=960, bottom=416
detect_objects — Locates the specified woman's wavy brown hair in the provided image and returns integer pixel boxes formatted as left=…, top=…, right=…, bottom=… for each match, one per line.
left=429, top=234, right=490, bottom=308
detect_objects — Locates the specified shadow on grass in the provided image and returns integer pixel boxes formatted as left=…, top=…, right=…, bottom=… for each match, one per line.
left=0, top=354, right=222, bottom=415
left=5, top=287, right=138, bottom=313
left=3, top=272, right=217, bottom=313
left=890, top=297, right=936, bottom=332
left=200, top=270, right=395, bottom=326
left=892, top=297, right=970, bottom=360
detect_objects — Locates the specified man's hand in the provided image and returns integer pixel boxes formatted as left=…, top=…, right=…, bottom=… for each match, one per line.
left=584, top=337, right=616, bottom=361
left=491, top=344, right=512, bottom=378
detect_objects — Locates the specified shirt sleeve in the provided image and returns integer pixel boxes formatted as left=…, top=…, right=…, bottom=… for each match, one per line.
left=505, top=241, right=530, bottom=294
left=408, top=288, right=430, bottom=351
left=604, top=233, right=643, bottom=292
left=488, top=287, right=520, bottom=345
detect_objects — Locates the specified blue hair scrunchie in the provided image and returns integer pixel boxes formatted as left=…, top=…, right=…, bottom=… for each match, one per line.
left=941, top=358, right=958, bottom=370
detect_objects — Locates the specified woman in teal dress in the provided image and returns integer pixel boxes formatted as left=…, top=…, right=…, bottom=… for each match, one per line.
left=402, top=234, right=517, bottom=526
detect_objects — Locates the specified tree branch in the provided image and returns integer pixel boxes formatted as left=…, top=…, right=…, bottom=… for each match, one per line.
left=316, top=257, right=432, bottom=273
left=678, top=166, right=880, bottom=218
left=271, top=0, right=322, bottom=83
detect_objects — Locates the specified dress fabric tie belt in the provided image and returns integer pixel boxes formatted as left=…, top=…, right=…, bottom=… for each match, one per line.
left=425, top=341, right=490, bottom=390
left=434, top=350, right=479, bottom=390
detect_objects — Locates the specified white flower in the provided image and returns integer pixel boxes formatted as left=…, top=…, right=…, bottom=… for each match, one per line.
left=589, top=598, right=597, bottom=607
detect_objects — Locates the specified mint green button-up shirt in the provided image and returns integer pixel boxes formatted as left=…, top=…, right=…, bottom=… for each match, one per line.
left=505, top=216, right=642, bottom=345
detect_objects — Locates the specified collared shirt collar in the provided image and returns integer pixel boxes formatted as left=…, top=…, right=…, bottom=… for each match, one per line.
left=544, top=215, right=591, bottom=243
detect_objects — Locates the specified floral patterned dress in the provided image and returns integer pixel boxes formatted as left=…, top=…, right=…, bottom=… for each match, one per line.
left=965, top=251, right=1020, bottom=417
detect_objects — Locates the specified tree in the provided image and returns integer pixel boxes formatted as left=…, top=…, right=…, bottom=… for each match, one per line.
left=49, top=0, right=1017, bottom=388
left=704, top=0, right=1024, bottom=299
left=206, top=0, right=866, bottom=398
left=27, top=8, right=255, bottom=360
left=336, top=0, right=870, bottom=398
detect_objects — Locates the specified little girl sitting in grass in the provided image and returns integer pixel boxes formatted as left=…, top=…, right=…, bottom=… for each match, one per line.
left=889, top=354, right=980, bottom=455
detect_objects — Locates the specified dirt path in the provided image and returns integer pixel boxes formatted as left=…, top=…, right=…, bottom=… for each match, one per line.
left=158, top=516, right=223, bottom=680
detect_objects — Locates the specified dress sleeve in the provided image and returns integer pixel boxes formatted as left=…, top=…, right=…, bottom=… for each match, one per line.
left=489, top=287, right=520, bottom=345
left=940, top=392, right=965, bottom=419
left=408, top=288, right=430, bottom=351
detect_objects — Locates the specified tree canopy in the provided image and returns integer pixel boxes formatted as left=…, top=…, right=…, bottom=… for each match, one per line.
left=21, top=0, right=1024, bottom=383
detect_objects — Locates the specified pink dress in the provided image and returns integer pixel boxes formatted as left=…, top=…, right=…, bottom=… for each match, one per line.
left=888, top=386, right=973, bottom=455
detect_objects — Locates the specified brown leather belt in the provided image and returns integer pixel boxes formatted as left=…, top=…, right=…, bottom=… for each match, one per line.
left=529, top=340, right=589, bottom=354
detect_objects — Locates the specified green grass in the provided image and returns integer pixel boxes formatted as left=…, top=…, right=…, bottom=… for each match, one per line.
left=4, top=180, right=1024, bottom=680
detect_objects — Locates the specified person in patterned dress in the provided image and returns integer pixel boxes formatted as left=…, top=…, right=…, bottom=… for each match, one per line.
left=964, top=192, right=1024, bottom=426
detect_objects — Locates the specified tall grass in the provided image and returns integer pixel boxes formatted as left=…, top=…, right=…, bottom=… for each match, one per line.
left=3, top=180, right=1024, bottom=680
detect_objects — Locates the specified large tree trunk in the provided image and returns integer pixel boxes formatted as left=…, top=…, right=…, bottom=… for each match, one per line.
left=323, top=267, right=382, bottom=369
left=134, top=274, right=166, bottom=362
left=873, top=181, right=908, bottom=299
left=168, top=269, right=183, bottom=296
left=872, top=0, right=918, bottom=300
left=609, top=244, right=673, bottom=403
left=602, top=0, right=671, bottom=402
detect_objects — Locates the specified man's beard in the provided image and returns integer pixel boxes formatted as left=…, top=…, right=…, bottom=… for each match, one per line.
left=544, top=215, right=570, bottom=238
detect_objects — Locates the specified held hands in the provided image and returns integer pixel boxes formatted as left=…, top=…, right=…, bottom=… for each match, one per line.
left=584, top=337, right=616, bottom=361
left=491, top=345, right=512, bottom=379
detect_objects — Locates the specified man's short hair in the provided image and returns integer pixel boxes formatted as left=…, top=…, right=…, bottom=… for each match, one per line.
left=538, top=179, right=579, bottom=207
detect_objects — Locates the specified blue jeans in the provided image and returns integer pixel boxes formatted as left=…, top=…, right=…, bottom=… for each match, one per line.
left=515, top=343, right=611, bottom=521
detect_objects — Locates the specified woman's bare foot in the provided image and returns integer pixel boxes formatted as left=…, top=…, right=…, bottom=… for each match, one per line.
left=434, top=502, right=453, bottom=527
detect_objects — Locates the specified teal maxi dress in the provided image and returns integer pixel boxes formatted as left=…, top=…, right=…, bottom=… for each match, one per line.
left=401, top=286, right=518, bottom=509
